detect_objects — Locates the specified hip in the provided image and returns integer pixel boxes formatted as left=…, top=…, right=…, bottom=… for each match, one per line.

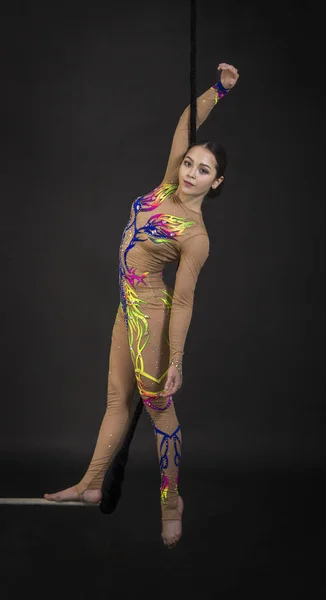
left=120, top=272, right=174, bottom=311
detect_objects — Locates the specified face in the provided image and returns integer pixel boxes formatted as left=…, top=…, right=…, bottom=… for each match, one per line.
left=178, top=145, right=224, bottom=196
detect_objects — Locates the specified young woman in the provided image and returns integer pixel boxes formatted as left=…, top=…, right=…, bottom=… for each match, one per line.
left=44, top=62, right=239, bottom=549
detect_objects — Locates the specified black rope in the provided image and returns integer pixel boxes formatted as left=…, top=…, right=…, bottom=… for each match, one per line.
left=190, top=0, right=197, bottom=145
left=100, top=396, right=143, bottom=514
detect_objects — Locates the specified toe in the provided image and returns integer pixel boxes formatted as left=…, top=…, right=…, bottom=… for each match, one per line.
left=168, top=541, right=177, bottom=549
left=45, top=493, right=60, bottom=501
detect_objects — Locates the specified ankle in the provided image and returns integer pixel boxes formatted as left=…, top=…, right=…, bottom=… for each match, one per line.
left=161, top=495, right=183, bottom=521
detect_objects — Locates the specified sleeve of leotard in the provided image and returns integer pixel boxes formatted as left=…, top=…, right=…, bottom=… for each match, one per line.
left=161, top=85, right=221, bottom=185
left=169, top=234, right=210, bottom=368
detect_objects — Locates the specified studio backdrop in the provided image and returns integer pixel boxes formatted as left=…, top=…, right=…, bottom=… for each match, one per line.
left=2, top=0, right=324, bottom=472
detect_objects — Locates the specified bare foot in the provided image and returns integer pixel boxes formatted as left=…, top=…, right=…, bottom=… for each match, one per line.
left=161, top=495, right=184, bottom=549
left=43, top=486, right=102, bottom=504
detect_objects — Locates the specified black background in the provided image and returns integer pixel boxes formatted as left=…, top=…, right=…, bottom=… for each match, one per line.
left=1, top=0, right=325, bottom=598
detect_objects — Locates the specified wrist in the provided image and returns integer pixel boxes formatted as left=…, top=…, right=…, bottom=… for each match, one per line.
left=211, top=80, right=230, bottom=104
left=169, top=358, right=183, bottom=376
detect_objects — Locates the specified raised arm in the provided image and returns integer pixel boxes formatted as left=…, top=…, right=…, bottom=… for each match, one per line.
left=161, top=62, right=239, bottom=185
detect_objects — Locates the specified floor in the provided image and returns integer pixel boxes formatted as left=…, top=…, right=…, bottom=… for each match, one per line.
left=0, top=454, right=324, bottom=599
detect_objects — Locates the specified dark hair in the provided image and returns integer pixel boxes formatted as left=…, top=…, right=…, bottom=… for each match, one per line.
left=183, top=139, right=227, bottom=197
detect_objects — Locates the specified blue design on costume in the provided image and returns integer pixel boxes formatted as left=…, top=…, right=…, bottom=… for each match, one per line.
left=118, top=182, right=179, bottom=324
left=153, top=424, right=181, bottom=469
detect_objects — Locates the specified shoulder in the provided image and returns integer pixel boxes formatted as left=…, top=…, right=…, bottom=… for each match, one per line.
left=133, top=181, right=178, bottom=210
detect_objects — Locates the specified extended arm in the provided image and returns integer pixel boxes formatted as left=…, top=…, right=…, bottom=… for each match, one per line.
left=168, top=234, right=210, bottom=369
left=161, top=86, right=220, bottom=185
left=161, top=62, right=239, bottom=185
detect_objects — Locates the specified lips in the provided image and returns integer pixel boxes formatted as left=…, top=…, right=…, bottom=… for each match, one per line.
left=184, top=180, right=194, bottom=186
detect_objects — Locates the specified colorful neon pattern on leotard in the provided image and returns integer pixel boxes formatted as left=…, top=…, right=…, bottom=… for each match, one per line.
left=152, top=423, right=181, bottom=504
left=211, top=81, right=230, bottom=104
left=118, top=182, right=195, bottom=401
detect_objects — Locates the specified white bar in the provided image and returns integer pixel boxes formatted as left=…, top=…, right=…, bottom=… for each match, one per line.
left=0, top=498, right=99, bottom=506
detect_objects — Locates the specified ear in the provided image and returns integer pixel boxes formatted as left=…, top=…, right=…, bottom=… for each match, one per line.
left=211, top=175, right=224, bottom=190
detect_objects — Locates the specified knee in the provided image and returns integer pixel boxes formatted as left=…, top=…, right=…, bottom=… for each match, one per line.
left=107, top=384, right=133, bottom=411
left=140, top=393, right=173, bottom=412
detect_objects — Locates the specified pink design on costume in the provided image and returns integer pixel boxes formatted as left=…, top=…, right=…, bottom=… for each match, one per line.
left=160, top=474, right=179, bottom=504
left=142, top=394, right=172, bottom=411
left=135, top=182, right=177, bottom=212
left=124, top=267, right=149, bottom=288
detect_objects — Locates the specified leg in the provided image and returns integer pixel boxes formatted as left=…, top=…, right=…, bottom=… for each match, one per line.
left=129, top=300, right=183, bottom=546
left=142, top=393, right=182, bottom=521
left=142, top=392, right=183, bottom=548
left=44, top=305, right=136, bottom=502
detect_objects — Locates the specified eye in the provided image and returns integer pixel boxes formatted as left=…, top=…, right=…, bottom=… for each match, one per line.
left=200, top=169, right=209, bottom=174
left=184, top=160, right=191, bottom=166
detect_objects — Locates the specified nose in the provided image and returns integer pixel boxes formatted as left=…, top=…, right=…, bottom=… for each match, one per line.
left=189, top=166, right=196, bottom=179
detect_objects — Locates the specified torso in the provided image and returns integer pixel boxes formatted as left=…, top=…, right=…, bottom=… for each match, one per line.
left=118, top=182, right=209, bottom=314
